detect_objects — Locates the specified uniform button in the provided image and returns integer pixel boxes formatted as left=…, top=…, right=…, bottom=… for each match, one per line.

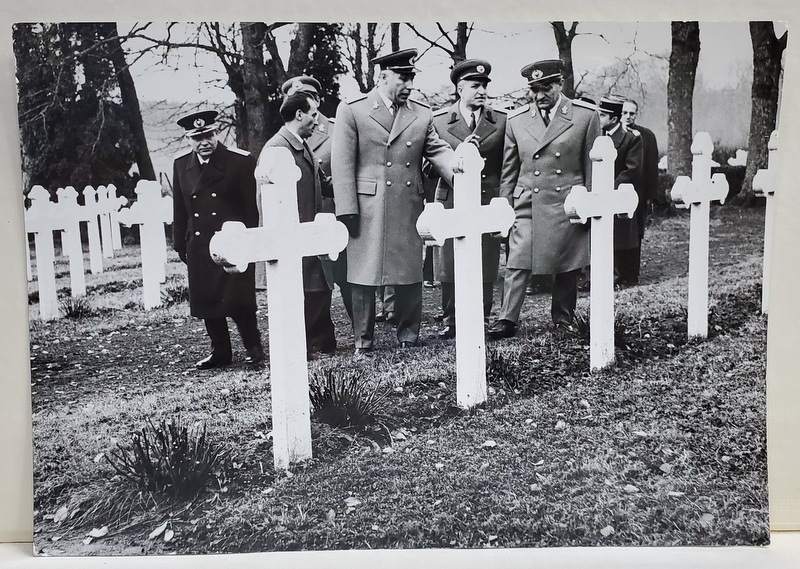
left=318, top=158, right=323, bottom=164
left=556, top=169, right=562, bottom=174
left=406, top=181, right=411, bottom=186
left=194, top=231, right=200, bottom=236
left=534, top=170, right=540, bottom=176
left=555, top=152, right=561, bottom=157
left=194, top=213, right=199, bottom=217
left=406, top=162, right=411, bottom=167
left=387, top=161, right=392, bottom=167
left=406, top=141, right=412, bottom=147
left=211, top=193, right=217, bottom=197
left=533, top=188, right=540, bottom=193
left=534, top=154, right=539, bottom=159
left=482, top=174, right=486, bottom=178
left=212, top=212, right=217, bottom=216
left=556, top=187, right=562, bottom=192
left=192, top=195, right=197, bottom=199
left=386, top=181, right=392, bottom=186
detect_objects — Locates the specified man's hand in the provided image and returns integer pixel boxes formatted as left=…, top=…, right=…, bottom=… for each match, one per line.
left=338, top=214, right=361, bottom=238
left=178, top=251, right=187, bottom=264
left=464, top=133, right=481, bottom=149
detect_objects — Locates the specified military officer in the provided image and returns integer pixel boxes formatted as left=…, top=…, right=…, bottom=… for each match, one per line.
left=620, top=98, right=660, bottom=284
left=597, top=95, right=643, bottom=284
left=260, top=92, right=336, bottom=358
left=172, top=110, right=264, bottom=368
left=488, top=59, right=601, bottom=338
left=431, top=58, right=506, bottom=339
left=331, top=48, right=460, bottom=353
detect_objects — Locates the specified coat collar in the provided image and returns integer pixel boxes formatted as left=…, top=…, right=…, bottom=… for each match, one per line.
left=277, top=126, right=315, bottom=167
left=444, top=102, right=499, bottom=142
left=186, top=144, right=228, bottom=194
left=524, top=97, right=575, bottom=155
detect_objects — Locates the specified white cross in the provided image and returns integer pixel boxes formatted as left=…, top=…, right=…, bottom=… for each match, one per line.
left=95, top=185, right=126, bottom=259
left=116, top=180, right=173, bottom=310
left=54, top=186, right=87, bottom=297
left=81, top=186, right=105, bottom=275
left=416, top=142, right=514, bottom=408
left=564, top=136, right=639, bottom=371
left=209, top=146, right=348, bottom=471
left=670, top=132, right=729, bottom=339
left=752, top=130, right=778, bottom=315
left=25, top=186, right=63, bottom=320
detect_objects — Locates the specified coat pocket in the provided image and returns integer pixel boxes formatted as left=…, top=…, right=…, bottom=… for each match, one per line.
left=513, top=185, right=526, bottom=199
left=356, top=178, right=377, bottom=195
left=435, top=184, right=451, bottom=201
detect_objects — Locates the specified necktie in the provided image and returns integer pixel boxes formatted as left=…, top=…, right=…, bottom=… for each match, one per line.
left=468, top=112, right=477, bottom=132
left=542, top=110, right=550, bottom=126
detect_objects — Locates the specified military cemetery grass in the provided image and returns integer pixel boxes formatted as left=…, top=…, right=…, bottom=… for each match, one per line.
left=29, top=205, right=768, bottom=554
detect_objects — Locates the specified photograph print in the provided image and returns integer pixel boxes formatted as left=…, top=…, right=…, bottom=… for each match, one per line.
left=13, top=20, right=782, bottom=555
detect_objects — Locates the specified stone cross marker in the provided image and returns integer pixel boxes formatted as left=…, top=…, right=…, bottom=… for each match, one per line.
left=55, top=186, right=87, bottom=297
left=209, top=146, right=349, bottom=471
left=416, top=142, right=514, bottom=408
left=670, top=132, right=729, bottom=339
left=82, top=185, right=105, bottom=275
left=96, top=185, right=126, bottom=259
left=564, top=136, right=638, bottom=371
left=108, top=184, right=124, bottom=252
left=25, top=186, right=62, bottom=320
left=752, top=130, right=778, bottom=315
left=116, top=180, right=173, bottom=310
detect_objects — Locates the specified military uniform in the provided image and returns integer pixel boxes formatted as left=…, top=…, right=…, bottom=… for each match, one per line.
left=172, top=110, right=263, bottom=366
left=331, top=49, right=456, bottom=349
left=607, top=124, right=643, bottom=253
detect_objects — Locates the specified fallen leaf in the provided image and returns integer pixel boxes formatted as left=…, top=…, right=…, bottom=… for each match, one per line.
left=482, top=440, right=497, bottom=449
left=382, top=447, right=394, bottom=454
left=579, top=399, right=591, bottom=409
left=623, top=484, right=640, bottom=494
left=525, top=418, right=534, bottom=425
left=532, top=459, right=544, bottom=466
left=93, top=452, right=104, bottom=464
left=600, top=525, right=615, bottom=537
left=326, top=509, right=336, bottom=523
left=53, top=506, right=69, bottom=524
left=435, top=462, right=445, bottom=470
left=344, top=497, right=362, bottom=509
left=164, top=529, right=174, bottom=542
left=88, top=526, right=108, bottom=538
left=699, top=513, right=715, bottom=527
left=148, top=521, right=168, bottom=540
left=82, top=537, right=93, bottom=545
left=667, top=491, right=685, bottom=497
left=659, top=463, right=673, bottom=474
left=633, top=431, right=649, bottom=438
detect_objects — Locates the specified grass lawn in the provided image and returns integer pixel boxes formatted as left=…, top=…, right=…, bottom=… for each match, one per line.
left=27, top=205, right=769, bottom=555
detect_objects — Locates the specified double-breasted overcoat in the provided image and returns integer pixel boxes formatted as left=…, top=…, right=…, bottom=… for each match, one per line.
left=260, top=126, right=331, bottom=292
left=629, top=122, right=659, bottom=240
left=172, top=144, right=258, bottom=319
left=500, top=97, right=601, bottom=274
left=431, top=103, right=506, bottom=283
left=331, top=89, right=454, bottom=286
left=608, top=126, right=643, bottom=251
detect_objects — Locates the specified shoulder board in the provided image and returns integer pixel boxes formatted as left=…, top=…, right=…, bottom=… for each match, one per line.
left=628, top=128, right=641, bottom=137
left=327, top=116, right=335, bottom=124
left=489, top=106, right=508, bottom=114
left=432, top=108, right=449, bottom=117
left=572, top=99, right=596, bottom=111
left=226, top=146, right=251, bottom=156
left=346, top=93, right=369, bottom=104
left=409, top=99, right=430, bottom=109
left=173, top=147, right=192, bottom=160
left=508, top=104, right=530, bottom=118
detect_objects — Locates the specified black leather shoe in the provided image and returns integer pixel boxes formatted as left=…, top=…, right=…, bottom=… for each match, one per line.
left=195, top=353, right=232, bottom=370
left=244, top=344, right=265, bottom=365
left=487, top=319, right=516, bottom=339
left=438, top=325, right=456, bottom=339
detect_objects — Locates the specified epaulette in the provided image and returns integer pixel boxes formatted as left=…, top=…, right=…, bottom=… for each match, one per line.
left=173, top=147, right=192, bottom=160
left=572, top=99, right=596, bottom=111
left=489, top=106, right=508, bottom=114
left=432, top=108, right=449, bottom=117
left=226, top=146, right=251, bottom=156
left=507, top=104, right=530, bottom=118
left=346, top=93, right=369, bottom=104
left=628, top=128, right=641, bottom=137
left=409, top=98, right=430, bottom=109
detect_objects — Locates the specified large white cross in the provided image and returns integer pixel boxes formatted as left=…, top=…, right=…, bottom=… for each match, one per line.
left=209, top=146, right=348, bottom=471
left=54, top=186, right=87, bottom=297
left=25, top=186, right=63, bottom=320
left=116, top=180, right=173, bottom=310
left=96, top=185, right=126, bottom=259
left=670, top=132, right=729, bottom=339
left=81, top=185, right=105, bottom=275
left=416, top=142, right=514, bottom=408
left=752, top=130, right=778, bottom=315
left=563, top=136, right=639, bottom=370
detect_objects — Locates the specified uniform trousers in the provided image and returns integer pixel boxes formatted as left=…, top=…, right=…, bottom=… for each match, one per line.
left=441, top=281, right=494, bottom=326
left=351, top=283, right=422, bottom=348
left=305, top=290, right=336, bottom=354
left=498, top=269, right=580, bottom=326
left=204, top=312, right=261, bottom=357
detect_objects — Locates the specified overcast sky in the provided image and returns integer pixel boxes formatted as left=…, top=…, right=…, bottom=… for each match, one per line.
left=127, top=21, right=777, bottom=107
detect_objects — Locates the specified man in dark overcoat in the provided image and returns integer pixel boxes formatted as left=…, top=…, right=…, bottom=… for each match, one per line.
left=621, top=98, right=660, bottom=284
left=172, top=110, right=264, bottom=369
left=331, top=48, right=459, bottom=353
left=597, top=96, right=643, bottom=284
left=431, top=58, right=506, bottom=339
left=260, top=92, right=337, bottom=358
left=488, top=59, right=601, bottom=338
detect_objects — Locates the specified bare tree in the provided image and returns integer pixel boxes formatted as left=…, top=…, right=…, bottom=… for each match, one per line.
left=340, top=23, right=388, bottom=93
left=405, top=22, right=472, bottom=65
left=667, top=21, right=700, bottom=179
left=551, top=22, right=578, bottom=98
left=391, top=23, right=400, bottom=51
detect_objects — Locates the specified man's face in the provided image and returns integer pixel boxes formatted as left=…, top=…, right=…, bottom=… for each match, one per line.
left=297, top=99, right=319, bottom=139
left=381, top=70, right=415, bottom=106
left=621, top=101, right=638, bottom=127
left=598, top=110, right=619, bottom=132
left=189, top=130, right=219, bottom=158
left=457, top=79, right=488, bottom=111
left=530, top=80, right=563, bottom=112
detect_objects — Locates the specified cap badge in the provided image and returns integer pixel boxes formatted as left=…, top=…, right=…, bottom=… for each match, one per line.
left=476, top=65, right=485, bottom=74
left=531, top=69, right=543, bottom=80
left=318, top=123, right=325, bottom=133
left=193, top=118, right=206, bottom=128
left=292, top=80, right=303, bottom=92
left=373, top=100, right=379, bottom=110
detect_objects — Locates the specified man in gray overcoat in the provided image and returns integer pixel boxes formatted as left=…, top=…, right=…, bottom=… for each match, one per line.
left=331, top=48, right=459, bottom=353
left=488, top=59, right=601, bottom=338
left=431, top=58, right=507, bottom=339
left=172, top=110, right=264, bottom=368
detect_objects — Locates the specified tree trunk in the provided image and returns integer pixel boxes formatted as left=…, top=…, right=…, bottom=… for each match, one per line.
left=391, top=23, right=400, bottom=51
left=239, top=22, right=271, bottom=155
left=288, top=23, right=314, bottom=76
left=454, top=22, right=469, bottom=62
left=109, top=24, right=156, bottom=181
left=551, top=21, right=578, bottom=98
left=667, top=21, right=700, bottom=179
left=737, top=22, right=786, bottom=205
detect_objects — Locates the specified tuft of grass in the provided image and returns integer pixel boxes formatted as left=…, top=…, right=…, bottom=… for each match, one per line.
left=161, top=282, right=190, bottom=307
left=309, top=368, right=389, bottom=428
left=486, top=348, right=529, bottom=396
left=106, top=417, right=228, bottom=501
left=59, top=295, right=96, bottom=319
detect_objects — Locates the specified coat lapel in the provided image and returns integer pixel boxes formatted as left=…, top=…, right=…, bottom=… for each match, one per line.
left=534, top=98, right=574, bottom=154
left=446, top=104, right=473, bottom=141
left=388, top=100, right=419, bottom=144
left=278, top=126, right=314, bottom=169
left=473, top=107, right=499, bottom=141
left=187, top=145, right=226, bottom=195
left=368, top=90, right=395, bottom=134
